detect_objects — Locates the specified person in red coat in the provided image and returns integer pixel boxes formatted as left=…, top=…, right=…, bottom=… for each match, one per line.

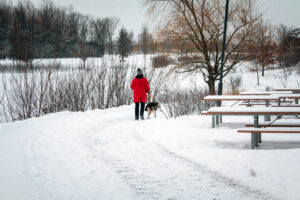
left=130, top=68, right=150, bottom=120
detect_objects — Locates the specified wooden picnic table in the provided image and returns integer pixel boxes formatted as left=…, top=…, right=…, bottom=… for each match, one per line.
left=205, top=107, right=300, bottom=148
left=205, top=106, right=300, bottom=128
left=204, top=95, right=281, bottom=122
left=204, top=94, right=300, bottom=128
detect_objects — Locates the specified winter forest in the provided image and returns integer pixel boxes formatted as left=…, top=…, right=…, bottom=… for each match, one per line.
left=1, top=0, right=300, bottom=199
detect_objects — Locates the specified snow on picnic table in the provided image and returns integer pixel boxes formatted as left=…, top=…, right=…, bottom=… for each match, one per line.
left=1, top=105, right=300, bottom=200
left=240, top=91, right=292, bottom=95
left=207, top=106, right=300, bottom=113
left=204, top=95, right=279, bottom=100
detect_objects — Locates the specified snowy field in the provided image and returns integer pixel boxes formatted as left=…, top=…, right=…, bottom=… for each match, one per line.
left=1, top=55, right=300, bottom=200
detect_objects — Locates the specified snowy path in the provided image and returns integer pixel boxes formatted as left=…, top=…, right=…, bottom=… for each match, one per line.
left=83, top=110, right=274, bottom=200
left=0, top=106, right=277, bottom=200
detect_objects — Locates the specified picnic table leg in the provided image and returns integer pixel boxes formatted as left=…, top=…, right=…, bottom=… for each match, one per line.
left=254, top=115, right=260, bottom=146
left=264, top=100, right=270, bottom=121
left=277, top=99, right=281, bottom=119
left=212, top=115, right=215, bottom=128
left=293, top=91, right=299, bottom=103
left=251, top=133, right=257, bottom=149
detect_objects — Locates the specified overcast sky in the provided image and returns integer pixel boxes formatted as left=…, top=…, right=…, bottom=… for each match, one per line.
left=11, top=0, right=300, bottom=35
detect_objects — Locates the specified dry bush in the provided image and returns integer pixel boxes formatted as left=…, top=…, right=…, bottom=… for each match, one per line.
left=177, top=55, right=201, bottom=63
left=0, top=61, right=137, bottom=122
left=225, top=75, right=243, bottom=95
left=152, top=55, right=173, bottom=68
left=158, top=88, right=210, bottom=119
left=273, top=68, right=292, bottom=88
left=146, top=67, right=170, bottom=101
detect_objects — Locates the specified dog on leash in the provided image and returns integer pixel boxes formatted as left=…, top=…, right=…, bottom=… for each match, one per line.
left=145, top=101, right=160, bottom=119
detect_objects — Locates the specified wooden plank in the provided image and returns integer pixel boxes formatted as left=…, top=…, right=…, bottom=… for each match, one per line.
left=238, top=128, right=300, bottom=134
left=274, top=88, right=300, bottom=92
left=207, top=111, right=300, bottom=115
left=245, top=124, right=300, bottom=127
left=272, top=105, right=300, bottom=107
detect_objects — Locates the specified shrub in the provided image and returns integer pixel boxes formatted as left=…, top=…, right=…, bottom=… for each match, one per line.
left=158, top=88, right=210, bottom=119
left=152, top=55, right=173, bottom=68
left=226, top=75, right=243, bottom=95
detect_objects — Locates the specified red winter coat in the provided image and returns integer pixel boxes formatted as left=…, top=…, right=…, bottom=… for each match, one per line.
left=130, top=75, right=150, bottom=103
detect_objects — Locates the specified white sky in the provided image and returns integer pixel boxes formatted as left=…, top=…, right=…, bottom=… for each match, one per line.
left=10, top=0, right=300, bottom=35
left=257, top=0, right=300, bottom=28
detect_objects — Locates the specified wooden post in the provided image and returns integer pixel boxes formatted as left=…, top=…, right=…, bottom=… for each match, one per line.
left=216, top=115, right=219, bottom=125
left=212, top=115, right=215, bottom=128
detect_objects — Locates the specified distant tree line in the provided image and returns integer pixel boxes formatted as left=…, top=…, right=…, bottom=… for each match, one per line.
left=0, top=0, right=143, bottom=67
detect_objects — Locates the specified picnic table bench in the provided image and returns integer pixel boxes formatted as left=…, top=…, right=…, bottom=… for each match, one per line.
left=238, top=128, right=300, bottom=149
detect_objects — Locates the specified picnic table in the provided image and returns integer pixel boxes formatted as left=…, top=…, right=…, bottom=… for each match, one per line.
left=205, top=107, right=300, bottom=149
left=204, top=95, right=280, bottom=122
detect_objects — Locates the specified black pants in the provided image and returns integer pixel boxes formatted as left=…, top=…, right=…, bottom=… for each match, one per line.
left=135, top=102, right=145, bottom=119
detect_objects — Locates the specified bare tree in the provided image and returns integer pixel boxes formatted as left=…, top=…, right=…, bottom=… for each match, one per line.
left=254, top=21, right=276, bottom=76
left=138, top=25, right=154, bottom=55
left=145, top=0, right=262, bottom=94
left=106, top=17, right=119, bottom=55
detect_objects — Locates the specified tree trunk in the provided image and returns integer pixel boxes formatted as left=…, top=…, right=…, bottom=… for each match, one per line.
left=207, top=79, right=216, bottom=95
left=256, top=63, right=260, bottom=85
left=261, top=65, right=265, bottom=76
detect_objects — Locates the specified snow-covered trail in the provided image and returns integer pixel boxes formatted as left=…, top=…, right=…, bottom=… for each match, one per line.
left=0, top=106, right=276, bottom=200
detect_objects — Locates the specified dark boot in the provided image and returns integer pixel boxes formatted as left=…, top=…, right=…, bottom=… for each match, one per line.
left=135, top=103, right=139, bottom=120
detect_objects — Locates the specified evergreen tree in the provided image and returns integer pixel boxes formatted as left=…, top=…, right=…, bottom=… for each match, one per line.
left=117, top=28, right=133, bottom=61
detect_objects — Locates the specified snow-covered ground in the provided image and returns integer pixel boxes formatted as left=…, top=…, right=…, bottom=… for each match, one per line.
left=0, top=105, right=300, bottom=200
left=1, top=55, right=300, bottom=199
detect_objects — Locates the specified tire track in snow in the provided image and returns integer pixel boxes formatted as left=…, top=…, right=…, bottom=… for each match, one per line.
left=84, top=118, right=278, bottom=200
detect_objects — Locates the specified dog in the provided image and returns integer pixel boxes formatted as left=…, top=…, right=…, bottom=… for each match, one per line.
left=145, top=101, right=160, bottom=119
